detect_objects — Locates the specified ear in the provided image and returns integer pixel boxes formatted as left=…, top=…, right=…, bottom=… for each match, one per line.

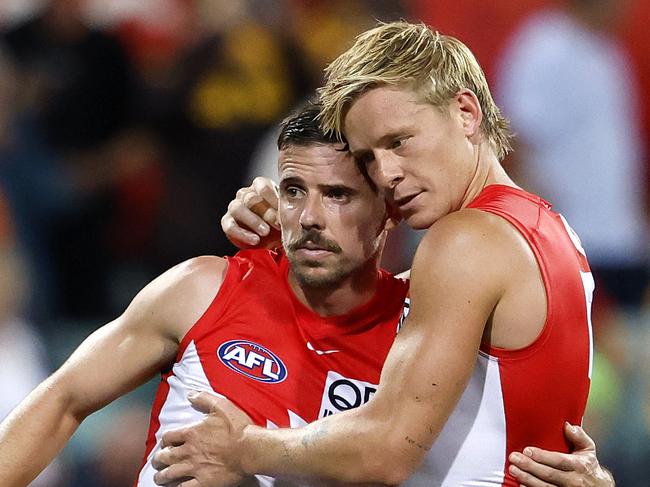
left=454, top=89, right=483, bottom=140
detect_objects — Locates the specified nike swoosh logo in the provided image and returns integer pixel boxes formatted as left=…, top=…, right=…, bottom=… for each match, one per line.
left=306, top=341, right=340, bottom=355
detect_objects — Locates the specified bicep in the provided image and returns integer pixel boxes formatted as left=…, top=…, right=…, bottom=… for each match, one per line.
left=48, top=257, right=225, bottom=417
left=52, top=313, right=177, bottom=417
left=369, top=220, right=504, bottom=451
left=373, top=297, right=488, bottom=448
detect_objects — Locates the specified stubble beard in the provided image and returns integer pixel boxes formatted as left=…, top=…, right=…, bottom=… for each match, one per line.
left=283, top=228, right=351, bottom=288
left=286, top=252, right=354, bottom=289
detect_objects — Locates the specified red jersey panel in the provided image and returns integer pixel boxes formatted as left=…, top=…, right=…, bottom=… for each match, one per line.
left=137, top=249, right=408, bottom=486
left=413, top=185, right=593, bottom=486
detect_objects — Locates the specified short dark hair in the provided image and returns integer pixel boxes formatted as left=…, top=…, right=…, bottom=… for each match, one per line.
left=277, top=100, right=341, bottom=151
left=276, top=100, right=377, bottom=192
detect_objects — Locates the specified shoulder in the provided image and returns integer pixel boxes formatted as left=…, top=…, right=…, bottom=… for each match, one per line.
left=411, top=209, right=515, bottom=297
left=123, top=256, right=229, bottom=341
left=417, top=209, right=512, bottom=259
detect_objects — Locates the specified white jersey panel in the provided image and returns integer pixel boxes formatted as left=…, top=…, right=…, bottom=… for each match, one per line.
left=137, top=340, right=217, bottom=486
left=136, top=341, right=286, bottom=487
left=406, top=354, right=506, bottom=486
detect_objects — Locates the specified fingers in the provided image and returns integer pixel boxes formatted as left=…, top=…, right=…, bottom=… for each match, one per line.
left=161, top=428, right=188, bottom=448
left=252, top=177, right=279, bottom=211
left=222, top=178, right=282, bottom=249
left=187, top=390, right=221, bottom=414
left=152, top=445, right=193, bottom=486
left=515, top=447, right=577, bottom=472
left=509, top=450, right=573, bottom=486
left=247, top=180, right=279, bottom=230
left=238, top=178, right=279, bottom=229
left=190, top=392, right=252, bottom=423
left=249, top=200, right=278, bottom=229
left=564, top=423, right=596, bottom=452
left=176, top=480, right=201, bottom=487
left=509, top=463, right=556, bottom=487
left=153, top=445, right=183, bottom=470
left=153, top=461, right=194, bottom=485
left=227, top=198, right=270, bottom=235
left=221, top=213, right=262, bottom=247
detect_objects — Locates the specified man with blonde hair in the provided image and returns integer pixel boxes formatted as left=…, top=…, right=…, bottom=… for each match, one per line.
left=153, top=22, right=615, bottom=486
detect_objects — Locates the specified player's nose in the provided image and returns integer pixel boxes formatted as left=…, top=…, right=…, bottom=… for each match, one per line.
left=374, top=151, right=405, bottom=190
left=299, top=193, right=325, bottom=230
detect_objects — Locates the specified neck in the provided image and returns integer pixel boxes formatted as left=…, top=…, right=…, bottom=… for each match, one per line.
left=459, top=141, right=518, bottom=209
left=288, top=258, right=381, bottom=317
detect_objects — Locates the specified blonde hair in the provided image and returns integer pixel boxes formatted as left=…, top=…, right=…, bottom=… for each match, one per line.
left=318, top=21, right=513, bottom=160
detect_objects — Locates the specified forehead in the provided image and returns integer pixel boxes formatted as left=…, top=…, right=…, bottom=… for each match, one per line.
left=343, top=86, right=431, bottom=144
left=278, top=143, right=366, bottom=187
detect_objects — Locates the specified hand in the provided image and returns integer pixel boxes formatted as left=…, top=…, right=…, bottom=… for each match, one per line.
left=221, top=177, right=281, bottom=249
left=509, top=422, right=615, bottom=487
left=152, top=391, right=254, bottom=487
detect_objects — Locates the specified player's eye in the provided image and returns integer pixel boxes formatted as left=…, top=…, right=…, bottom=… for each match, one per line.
left=326, top=189, right=351, bottom=203
left=284, top=186, right=305, bottom=199
left=390, top=136, right=411, bottom=150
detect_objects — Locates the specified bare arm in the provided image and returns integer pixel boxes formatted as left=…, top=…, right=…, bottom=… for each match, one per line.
left=0, top=256, right=226, bottom=486
left=154, top=212, right=505, bottom=486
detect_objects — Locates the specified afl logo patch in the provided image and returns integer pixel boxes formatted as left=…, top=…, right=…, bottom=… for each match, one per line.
left=217, top=340, right=287, bottom=384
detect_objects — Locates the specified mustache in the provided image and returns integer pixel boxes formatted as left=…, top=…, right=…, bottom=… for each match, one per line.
left=287, top=229, right=342, bottom=253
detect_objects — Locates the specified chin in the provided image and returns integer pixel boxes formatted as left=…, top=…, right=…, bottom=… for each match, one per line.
left=294, top=270, right=340, bottom=288
left=404, top=211, right=436, bottom=230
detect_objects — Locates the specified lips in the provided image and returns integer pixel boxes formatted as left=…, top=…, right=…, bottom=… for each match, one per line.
left=295, top=247, right=333, bottom=259
left=298, top=242, right=329, bottom=251
left=395, top=192, right=420, bottom=208
left=295, top=241, right=334, bottom=259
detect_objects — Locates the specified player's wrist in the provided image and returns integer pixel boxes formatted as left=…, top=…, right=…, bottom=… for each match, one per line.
left=238, top=424, right=264, bottom=476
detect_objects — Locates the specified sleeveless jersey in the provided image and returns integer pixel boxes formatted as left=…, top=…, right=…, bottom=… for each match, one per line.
left=136, top=249, right=409, bottom=486
left=409, top=185, right=593, bottom=486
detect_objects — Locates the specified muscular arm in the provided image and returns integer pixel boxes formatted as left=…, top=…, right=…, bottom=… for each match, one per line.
left=0, top=256, right=226, bottom=486
left=228, top=212, right=503, bottom=484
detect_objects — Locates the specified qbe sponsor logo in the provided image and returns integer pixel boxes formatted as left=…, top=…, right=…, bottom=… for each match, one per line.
left=217, top=340, right=287, bottom=384
left=318, top=371, right=378, bottom=418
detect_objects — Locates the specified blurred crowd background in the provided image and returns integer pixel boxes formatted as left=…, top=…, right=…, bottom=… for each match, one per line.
left=0, top=0, right=648, bottom=485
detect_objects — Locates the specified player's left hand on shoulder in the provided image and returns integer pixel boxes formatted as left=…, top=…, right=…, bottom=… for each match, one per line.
left=508, top=423, right=615, bottom=487
left=152, top=391, right=253, bottom=487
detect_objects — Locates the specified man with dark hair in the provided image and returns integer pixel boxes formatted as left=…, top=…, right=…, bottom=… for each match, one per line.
left=152, top=22, right=615, bottom=487
left=0, top=103, right=406, bottom=486
left=0, top=102, right=612, bottom=487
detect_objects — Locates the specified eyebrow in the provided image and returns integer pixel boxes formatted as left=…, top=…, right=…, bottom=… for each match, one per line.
left=349, top=131, right=408, bottom=159
left=318, top=184, right=358, bottom=195
left=279, top=176, right=304, bottom=188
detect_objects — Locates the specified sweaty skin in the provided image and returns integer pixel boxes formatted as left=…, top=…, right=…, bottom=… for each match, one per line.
left=171, top=175, right=616, bottom=487
left=0, top=141, right=395, bottom=487
left=0, top=256, right=228, bottom=486
left=151, top=87, right=600, bottom=486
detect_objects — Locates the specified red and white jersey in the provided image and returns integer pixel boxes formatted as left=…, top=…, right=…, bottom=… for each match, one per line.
left=410, top=185, right=593, bottom=486
left=136, top=249, right=408, bottom=486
